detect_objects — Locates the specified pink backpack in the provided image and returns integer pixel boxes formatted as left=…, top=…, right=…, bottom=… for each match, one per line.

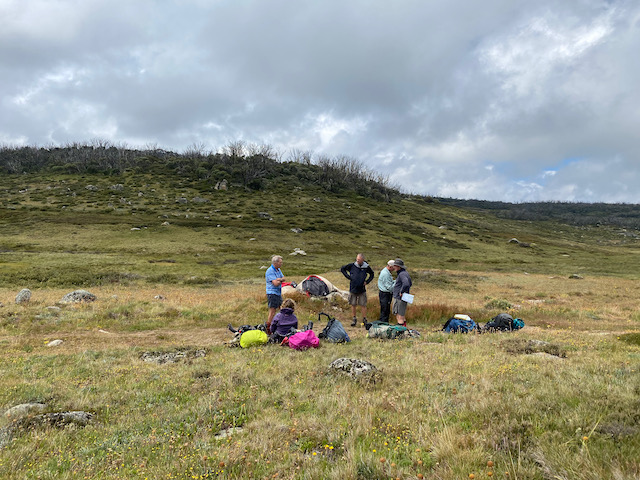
left=287, top=330, right=320, bottom=350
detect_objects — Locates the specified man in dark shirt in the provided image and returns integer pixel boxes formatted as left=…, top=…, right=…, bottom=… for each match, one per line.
left=340, top=253, right=374, bottom=326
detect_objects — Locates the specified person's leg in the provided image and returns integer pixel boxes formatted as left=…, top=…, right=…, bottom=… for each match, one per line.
left=379, top=291, right=391, bottom=322
left=350, top=304, right=357, bottom=326
left=267, top=307, right=276, bottom=333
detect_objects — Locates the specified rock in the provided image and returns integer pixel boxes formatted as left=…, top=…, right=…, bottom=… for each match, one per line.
left=313, top=197, right=321, bottom=202
left=161, top=221, right=170, bottom=226
left=59, top=290, right=96, bottom=304
left=46, top=306, right=61, bottom=313
left=110, top=184, right=124, bottom=191
left=290, top=248, right=307, bottom=256
left=215, top=427, right=243, bottom=439
left=569, top=274, right=584, bottom=279
left=291, top=228, right=303, bottom=234
left=215, top=180, right=228, bottom=190
left=140, top=348, right=206, bottom=365
left=154, top=295, right=166, bottom=300
left=176, top=197, right=188, bottom=204
left=15, top=288, right=32, bottom=304
left=192, top=197, right=208, bottom=203
left=329, top=358, right=380, bottom=383
left=258, top=212, right=272, bottom=220
left=5, top=403, right=47, bottom=420
left=85, top=185, right=98, bottom=191
left=508, top=238, right=520, bottom=244
left=46, top=340, right=63, bottom=347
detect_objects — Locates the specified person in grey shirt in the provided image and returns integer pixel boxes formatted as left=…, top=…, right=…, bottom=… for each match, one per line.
left=392, top=258, right=412, bottom=327
left=377, top=260, right=395, bottom=323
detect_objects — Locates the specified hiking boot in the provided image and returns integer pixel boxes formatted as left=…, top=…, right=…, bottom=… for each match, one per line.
left=227, top=323, right=237, bottom=333
left=362, top=317, right=368, bottom=328
left=351, top=317, right=357, bottom=327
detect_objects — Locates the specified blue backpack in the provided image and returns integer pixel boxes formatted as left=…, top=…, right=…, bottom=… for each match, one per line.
left=443, top=317, right=478, bottom=333
left=317, top=313, right=350, bottom=343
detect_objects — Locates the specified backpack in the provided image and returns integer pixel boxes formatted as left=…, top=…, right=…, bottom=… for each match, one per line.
left=287, top=330, right=320, bottom=350
left=317, top=312, right=350, bottom=343
left=239, top=329, right=268, bottom=348
left=368, top=321, right=409, bottom=339
left=484, top=313, right=517, bottom=332
left=512, top=318, right=525, bottom=330
left=443, top=317, right=478, bottom=333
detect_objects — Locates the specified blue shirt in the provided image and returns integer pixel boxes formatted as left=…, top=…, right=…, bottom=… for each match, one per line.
left=378, top=267, right=395, bottom=293
left=265, top=265, right=284, bottom=295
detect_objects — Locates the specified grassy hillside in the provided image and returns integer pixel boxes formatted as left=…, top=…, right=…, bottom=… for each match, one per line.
left=1, top=166, right=640, bottom=479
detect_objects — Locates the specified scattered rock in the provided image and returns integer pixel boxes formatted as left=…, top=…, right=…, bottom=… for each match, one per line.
left=290, top=248, right=307, bottom=256
left=154, top=295, right=166, bottom=300
left=85, top=185, right=98, bottom=191
left=176, top=197, right=188, bottom=204
left=5, top=403, right=47, bottom=420
left=313, top=197, right=321, bottom=202
left=258, top=212, right=272, bottom=220
left=110, top=184, right=124, bottom=191
left=140, top=348, right=206, bottom=365
left=215, top=427, right=244, bottom=439
left=161, top=221, right=170, bottom=226
left=215, top=180, right=228, bottom=190
left=46, top=340, right=63, bottom=347
left=329, top=358, right=381, bottom=383
left=503, top=339, right=566, bottom=358
left=569, top=274, right=584, bottom=279
left=192, top=197, right=208, bottom=203
left=291, top=228, right=303, bottom=234
left=0, top=410, right=93, bottom=449
left=15, top=288, right=32, bottom=304
left=59, top=290, right=97, bottom=304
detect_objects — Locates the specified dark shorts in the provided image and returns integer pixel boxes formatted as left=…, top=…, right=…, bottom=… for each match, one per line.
left=392, top=299, right=408, bottom=316
left=267, top=294, right=283, bottom=309
left=348, top=291, right=367, bottom=306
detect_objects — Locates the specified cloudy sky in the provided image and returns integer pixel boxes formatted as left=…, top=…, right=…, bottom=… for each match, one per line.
left=1, top=1, right=639, bottom=202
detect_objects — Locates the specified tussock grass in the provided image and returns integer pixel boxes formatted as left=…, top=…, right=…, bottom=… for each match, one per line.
left=2, top=173, right=640, bottom=478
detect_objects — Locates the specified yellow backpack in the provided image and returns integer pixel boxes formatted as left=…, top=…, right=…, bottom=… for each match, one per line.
left=240, top=330, right=268, bottom=348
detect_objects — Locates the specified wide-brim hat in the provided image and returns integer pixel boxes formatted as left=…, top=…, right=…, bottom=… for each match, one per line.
left=393, top=258, right=405, bottom=268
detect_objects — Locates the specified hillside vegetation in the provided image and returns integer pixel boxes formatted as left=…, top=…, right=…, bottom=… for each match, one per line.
left=1, top=144, right=640, bottom=479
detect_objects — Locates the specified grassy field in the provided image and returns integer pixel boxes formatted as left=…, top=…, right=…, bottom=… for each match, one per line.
left=1, top=172, right=640, bottom=479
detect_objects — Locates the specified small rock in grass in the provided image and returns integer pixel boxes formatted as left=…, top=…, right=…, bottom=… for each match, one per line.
left=15, top=289, right=32, bottom=304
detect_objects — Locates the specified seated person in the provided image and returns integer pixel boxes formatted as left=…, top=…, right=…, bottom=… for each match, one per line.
left=269, top=299, right=298, bottom=343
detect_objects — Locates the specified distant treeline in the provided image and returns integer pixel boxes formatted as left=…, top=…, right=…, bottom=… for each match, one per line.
left=0, top=141, right=397, bottom=201
left=439, top=198, right=640, bottom=230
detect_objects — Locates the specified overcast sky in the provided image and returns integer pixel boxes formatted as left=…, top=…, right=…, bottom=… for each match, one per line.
left=1, top=1, right=639, bottom=202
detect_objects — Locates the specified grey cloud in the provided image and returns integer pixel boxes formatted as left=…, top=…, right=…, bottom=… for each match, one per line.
left=1, top=0, right=639, bottom=202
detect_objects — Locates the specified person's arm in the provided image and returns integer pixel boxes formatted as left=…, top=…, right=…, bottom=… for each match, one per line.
left=340, top=264, right=351, bottom=279
left=365, top=266, right=374, bottom=284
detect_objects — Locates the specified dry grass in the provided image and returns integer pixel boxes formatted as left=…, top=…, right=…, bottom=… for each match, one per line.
left=1, top=270, right=640, bottom=479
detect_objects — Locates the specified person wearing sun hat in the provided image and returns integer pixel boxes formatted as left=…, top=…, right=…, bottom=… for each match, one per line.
left=377, top=259, right=396, bottom=323
left=392, top=258, right=412, bottom=327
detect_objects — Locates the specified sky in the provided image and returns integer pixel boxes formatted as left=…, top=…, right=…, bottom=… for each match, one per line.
left=1, top=0, right=639, bottom=202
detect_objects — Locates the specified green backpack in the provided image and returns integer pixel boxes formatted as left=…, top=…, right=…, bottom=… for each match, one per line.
left=367, top=321, right=408, bottom=339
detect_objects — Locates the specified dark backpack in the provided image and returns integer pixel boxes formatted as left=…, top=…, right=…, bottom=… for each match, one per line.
left=484, top=313, right=524, bottom=332
left=317, top=312, right=350, bottom=343
left=301, top=276, right=330, bottom=296
left=443, top=317, right=478, bottom=333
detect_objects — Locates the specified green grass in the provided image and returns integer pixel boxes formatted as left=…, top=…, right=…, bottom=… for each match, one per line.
left=1, top=171, right=640, bottom=479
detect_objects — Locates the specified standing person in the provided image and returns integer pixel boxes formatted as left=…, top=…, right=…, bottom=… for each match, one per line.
left=392, top=258, right=412, bottom=327
left=340, top=253, right=374, bottom=327
left=378, top=260, right=395, bottom=323
left=265, top=255, right=285, bottom=333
